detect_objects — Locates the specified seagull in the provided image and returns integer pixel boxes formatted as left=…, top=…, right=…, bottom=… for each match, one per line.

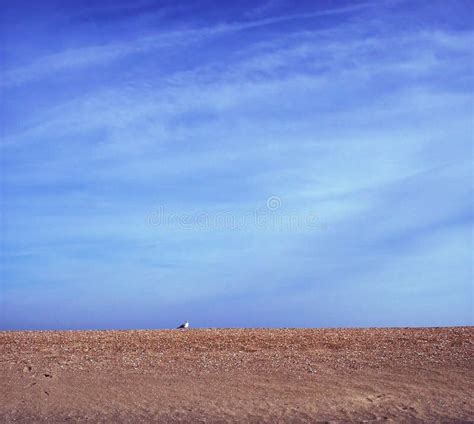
left=177, top=320, right=189, bottom=329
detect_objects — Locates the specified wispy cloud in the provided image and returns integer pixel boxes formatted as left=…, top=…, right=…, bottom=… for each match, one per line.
left=2, top=1, right=379, bottom=88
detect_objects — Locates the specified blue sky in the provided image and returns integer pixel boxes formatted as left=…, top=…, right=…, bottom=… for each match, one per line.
left=0, top=0, right=472, bottom=330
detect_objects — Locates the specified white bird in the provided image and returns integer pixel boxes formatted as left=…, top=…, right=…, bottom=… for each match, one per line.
left=177, top=320, right=189, bottom=329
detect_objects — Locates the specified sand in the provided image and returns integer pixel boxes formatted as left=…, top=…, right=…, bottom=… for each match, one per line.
left=0, top=327, right=472, bottom=422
